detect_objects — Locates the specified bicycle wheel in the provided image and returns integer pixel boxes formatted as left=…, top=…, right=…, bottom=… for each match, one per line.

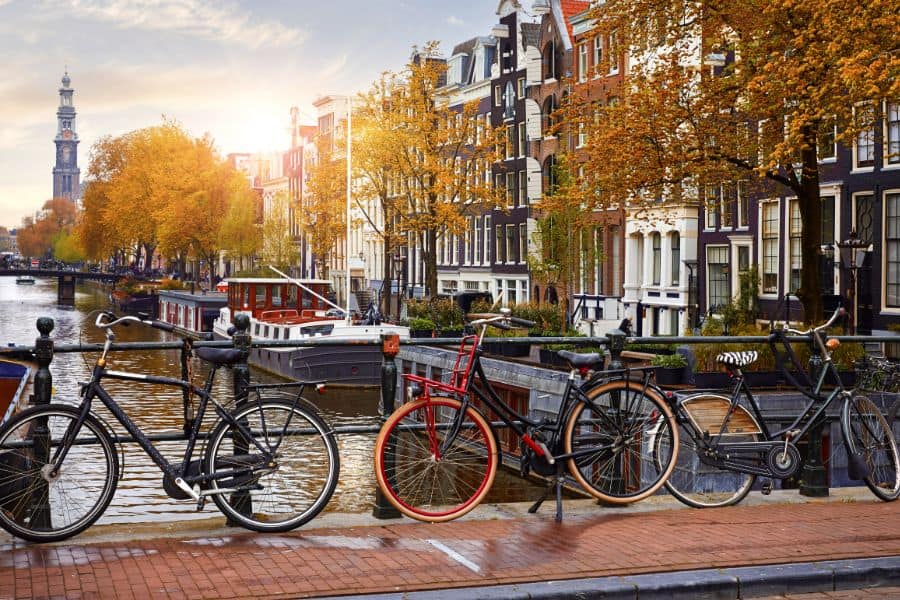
left=0, top=404, right=118, bottom=542
left=205, top=397, right=340, bottom=532
left=656, top=397, right=759, bottom=508
left=564, top=379, right=678, bottom=503
left=373, top=396, right=498, bottom=522
left=842, top=395, right=900, bottom=501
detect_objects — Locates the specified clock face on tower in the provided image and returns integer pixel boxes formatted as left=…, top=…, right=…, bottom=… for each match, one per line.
left=62, top=130, right=73, bottom=140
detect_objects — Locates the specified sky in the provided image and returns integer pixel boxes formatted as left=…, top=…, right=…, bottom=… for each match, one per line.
left=0, top=0, right=507, bottom=229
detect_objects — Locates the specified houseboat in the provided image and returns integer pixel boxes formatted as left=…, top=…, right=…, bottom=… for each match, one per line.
left=14, top=275, right=35, bottom=285
left=157, top=289, right=228, bottom=338
left=212, top=277, right=408, bottom=385
left=0, top=359, right=34, bottom=425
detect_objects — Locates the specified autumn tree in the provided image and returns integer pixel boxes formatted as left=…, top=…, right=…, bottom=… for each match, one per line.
left=572, top=0, right=900, bottom=321
left=262, top=190, right=300, bottom=270
left=355, top=43, right=501, bottom=296
left=219, top=189, right=261, bottom=272
left=302, top=137, right=347, bottom=277
left=16, top=198, right=79, bottom=260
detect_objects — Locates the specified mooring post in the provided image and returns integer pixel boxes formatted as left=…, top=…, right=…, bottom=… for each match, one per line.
left=800, top=344, right=829, bottom=497
left=30, top=317, right=55, bottom=530
left=606, top=327, right=627, bottom=370
left=228, top=313, right=252, bottom=521
left=372, top=333, right=401, bottom=519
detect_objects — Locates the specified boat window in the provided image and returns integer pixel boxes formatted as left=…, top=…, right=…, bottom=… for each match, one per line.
left=302, top=290, right=312, bottom=309
left=264, top=325, right=270, bottom=338
left=287, top=285, right=298, bottom=307
left=272, top=286, right=283, bottom=307
left=255, top=285, right=266, bottom=307
left=242, top=285, right=250, bottom=309
left=254, top=323, right=260, bottom=335
left=304, top=324, right=334, bottom=336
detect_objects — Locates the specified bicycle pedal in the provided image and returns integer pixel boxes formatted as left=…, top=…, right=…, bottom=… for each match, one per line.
left=761, top=480, right=773, bottom=495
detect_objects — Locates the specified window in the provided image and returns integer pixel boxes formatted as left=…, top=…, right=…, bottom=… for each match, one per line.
left=518, top=122, right=526, bottom=157
left=494, top=85, right=502, bottom=106
left=707, top=246, right=729, bottom=311
left=789, top=200, right=802, bottom=293
left=721, top=183, right=734, bottom=228
left=737, top=181, right=749, bottom=228
left=651, top=233, right=661, bottom=285
left=611, top=226, right=621, bottom=293
left=506, top=224, right=515, bottom=263
left=818, top=116, right=836, bottom=161
left=464, top=218, right=472, bottom=264
left=855, top=104, right=876, bottom=169
left=762, top=201, right=779, bottom=293
left=577, top=42, right=588, bottom=82
left=608, top=30, right=619, bottom=73
left=505, top=125, right=514, bottom=159
left=484, top=215, right=491, bottom=262
left=495, top=224, right=503, bottom=262
left=705, top=185, right=719, bottom=229
left=517, top=77, right=526, bottom=98
left=519, top=223, right=527, bottom=263
left=518, top=170, right=527, bottom=205
left=592, top=36, right=602, bottom=75
left=504, top=81, right=516, bottom=120
left=887, top=102, right=900, bottom=165
left=887, top=193, right=900, bottom=307
left=670, top=232, right=680, bottom=286
left=820, top=195, right=835, bottom=293
left=474, top=217, right=482, bottom=264
left=506, top=279, right=518, bottom=305
left=506, top=172, right=515, bottom=205
left=577, top=122, right=587, bottom=147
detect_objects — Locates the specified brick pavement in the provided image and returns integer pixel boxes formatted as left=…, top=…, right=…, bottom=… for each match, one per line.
left=0, top=495, right=898, bottom=599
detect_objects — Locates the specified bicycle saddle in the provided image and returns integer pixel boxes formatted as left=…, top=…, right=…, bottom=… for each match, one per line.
left=557, top=350, right=605, bottom=370
left=195, top=347, right=244, bottom=366
left=716, top=351, right=758, bottom=367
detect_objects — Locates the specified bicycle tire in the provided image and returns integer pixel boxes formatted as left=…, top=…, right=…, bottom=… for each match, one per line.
left=0, top=404, right=118, bottom=542
left=842, top=394, right=900, bottom=501
left=205, top=397, right=340, bottom=532
left=373, top=396, right=498, bottom=522
left=656, top=396, right=758, bottom=508
left=564, top=379, right=678, bottom=503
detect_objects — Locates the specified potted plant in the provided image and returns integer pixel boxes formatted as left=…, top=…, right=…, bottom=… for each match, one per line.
left=408, top=317, right=436, bottom=338
left=651, top=353, right=687, bottom=386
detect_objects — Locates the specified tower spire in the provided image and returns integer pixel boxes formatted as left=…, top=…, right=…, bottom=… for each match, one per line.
left=53, top=70, right=80, bottom=201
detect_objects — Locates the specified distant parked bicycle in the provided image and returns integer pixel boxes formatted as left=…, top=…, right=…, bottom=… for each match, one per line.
left=0, top=312, right=339, bottom=542
left=658, top=306, right=900, bottom=508
left=855, top=354, right=900, bottom=394
left=373, top=309, right=678, bottom=522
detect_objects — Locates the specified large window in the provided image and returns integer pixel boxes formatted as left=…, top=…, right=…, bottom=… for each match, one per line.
left=855, top=104, right=876, bottom=169
left=518, top=122, right=526, bottom=157
left=705, top=185, right=719, bottom=229
left=707, top=246, right=730, bottom=311
left=519, top=223, right=527, bottom=264
left=887, top=102, right=900, bottom=165
left=789, top=200, right=802, bottom=293
left=506, top=224, right=516, bottom=263
left=484, top=215, right=492, bottom=263
left=818, top=116, right=836, bottom=161
left=670, top=232, right=680, bottom=286
left=592, top=36, right=602, bottom=75
left=474, top=217, right=482, bottom=264
left=506, top=172, right=515, bottom=205
left=737, top=181, right=749, bottom=228
left=762, top=201, right=779, bottom=293
left=651, top=233, right=662, bottom=285
left=495, top=224, right=503, bottom=263
left=577, top=42, right=588, bottom=82
left=519, top=170, right=527, bottom=205
left=887, top=193, right=900, bottom=307
left=721, top=183, right=734, bottom=228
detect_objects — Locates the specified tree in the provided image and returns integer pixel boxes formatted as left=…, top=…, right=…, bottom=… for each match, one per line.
left=573, top=0, right=900, bottom=321
left=219, top=189, right=261, bottom=272
left=302, top=137, right=347, bottom=277
left=16, top=198, right=78, bottom=260
left=356, top=42, right=501, bottom=296
left=262, top=190, right=300, bottom=270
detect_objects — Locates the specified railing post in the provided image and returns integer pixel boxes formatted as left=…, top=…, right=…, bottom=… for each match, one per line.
left=373, top=333, right=401, bottom=519
left=606, top=327, right=627, bottom=370
left=29, top=317, right=55, bottom=530
left=800, top=345, right=829, bottom=497
left=228, top=313, right=252, bottom=522
left=180, top=338, right=193, bottom=438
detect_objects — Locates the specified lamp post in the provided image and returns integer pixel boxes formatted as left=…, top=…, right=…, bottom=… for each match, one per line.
left=835, top=230, right=868, bottom=335
left=393, top=254, right=406, bottom=322
left=683, top=259, right=699, bottom=333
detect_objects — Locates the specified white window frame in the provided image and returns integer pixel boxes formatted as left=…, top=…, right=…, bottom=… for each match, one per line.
left=853, top=103, right=876, bottom=172
left=882, top=189, right=900, bottom=312
left=884, top=101, right=900, bottom=169
left=706, top=245, right=730, bottom=312
left=759, top=199, right=780, bottom=297
left=577, top=42, right=588, bottom=82
left=592, top=35, right=602, bottom=76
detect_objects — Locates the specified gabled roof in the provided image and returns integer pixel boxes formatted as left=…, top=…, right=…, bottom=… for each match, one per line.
left=554, top=0, right=590, bottom=50
left=521, top=22, right=541, bottom=49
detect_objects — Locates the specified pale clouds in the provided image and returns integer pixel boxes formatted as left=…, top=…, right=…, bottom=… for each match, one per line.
left=446, top=15, right=464, bottom=26
left=42, top=0, right=306, bottom=49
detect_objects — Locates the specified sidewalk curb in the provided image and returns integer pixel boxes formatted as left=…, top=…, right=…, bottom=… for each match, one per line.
left=325, top=555, right=900, bottom=599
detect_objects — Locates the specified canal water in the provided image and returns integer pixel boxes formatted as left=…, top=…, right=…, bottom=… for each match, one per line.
left=0, top=276, right=543, bottom=526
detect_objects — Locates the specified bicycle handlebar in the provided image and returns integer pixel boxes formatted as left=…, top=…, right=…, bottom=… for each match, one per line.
left=782, top=306, right=845, bottom=337
left=465, top=310, right=535, bottom=330
left=94, top=312, right=176, bottom=333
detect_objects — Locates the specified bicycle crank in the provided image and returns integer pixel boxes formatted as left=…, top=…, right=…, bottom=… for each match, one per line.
left=766, top=443, right=802, bottom=478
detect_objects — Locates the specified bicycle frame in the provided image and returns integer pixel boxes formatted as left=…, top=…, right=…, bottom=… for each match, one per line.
left=50, top=361, right=283, bottom=492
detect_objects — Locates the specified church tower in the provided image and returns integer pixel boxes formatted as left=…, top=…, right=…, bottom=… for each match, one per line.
left=52, top=70, right=80, bottom=201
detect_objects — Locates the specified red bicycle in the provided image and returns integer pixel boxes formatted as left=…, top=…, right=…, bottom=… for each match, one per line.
left=373, top=309, right=678, bottom=522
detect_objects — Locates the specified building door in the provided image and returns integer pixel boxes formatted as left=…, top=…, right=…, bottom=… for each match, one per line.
left=855, top=194, right=874, bottom=334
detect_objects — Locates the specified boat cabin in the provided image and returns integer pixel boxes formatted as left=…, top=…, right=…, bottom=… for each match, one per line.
left=225, top=278, right=334, bottom=324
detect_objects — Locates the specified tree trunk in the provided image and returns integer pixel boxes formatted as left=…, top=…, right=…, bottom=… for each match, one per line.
left=423, top=228, right=437, bottom=298
left=381, top=236, right=393, bottom=318
left=794, top=126, right=824, bottom=324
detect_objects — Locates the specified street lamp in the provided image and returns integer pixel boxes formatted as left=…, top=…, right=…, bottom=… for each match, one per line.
left=835, top=230, right=868, bottom=334
left=393, top=254, right=406, bottom=322
left=683, top=259, right=699, bottom=333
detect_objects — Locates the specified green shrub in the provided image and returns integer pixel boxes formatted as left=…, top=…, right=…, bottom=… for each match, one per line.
left=408, top=317, right=436, bottom=331
left=157, top=278, right=186, bottom=291
left=651, top=353, right=687, bottom=368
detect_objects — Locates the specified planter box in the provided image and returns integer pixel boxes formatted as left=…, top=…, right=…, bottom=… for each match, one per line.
left=503, top=342, right=530, bottom=358
left=410, top=329, right=434, bottom=338
left=654, top=367, right=683, bottom=386
left=744, top=371, right=780, bottom=389
left=439, top=328, right=464, bottom=339
left=539, top=348, right=569, bottom=368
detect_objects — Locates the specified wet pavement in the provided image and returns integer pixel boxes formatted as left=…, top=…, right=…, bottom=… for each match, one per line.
left=0, top=488, right=899, bottom=599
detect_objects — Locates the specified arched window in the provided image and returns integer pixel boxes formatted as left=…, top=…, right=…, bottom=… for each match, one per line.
left=651, top=233, right=662, bottom=285
left=542, top=155, right=557, bottom=195
left=542, top=95, right=557, bottom=136
left=542, top=41, right=557, bottom=80
left=670, top=232, right=681, bottom=285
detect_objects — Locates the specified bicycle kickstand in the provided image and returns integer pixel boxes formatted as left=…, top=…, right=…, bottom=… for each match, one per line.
left=526, top=464, right=566, bottom=523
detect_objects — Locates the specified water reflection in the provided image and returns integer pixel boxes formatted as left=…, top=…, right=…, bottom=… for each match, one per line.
left=0, top=276, right=546, bottom=526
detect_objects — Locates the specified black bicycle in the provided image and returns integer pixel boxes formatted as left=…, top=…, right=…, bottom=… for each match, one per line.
left=373, top=309, right=678, bottom=522
left=0, top=313, right=340, bottom=542
left=659, top=307, right=900, bottom=508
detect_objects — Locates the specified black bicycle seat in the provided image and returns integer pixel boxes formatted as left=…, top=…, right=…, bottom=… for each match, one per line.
left=195, top=347, right=243, bottom=366
left=557, top=350, right=605, bottom=370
